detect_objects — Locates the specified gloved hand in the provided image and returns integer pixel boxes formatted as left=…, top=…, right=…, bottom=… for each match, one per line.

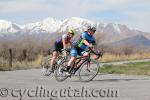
left=88, top=43, right=93, bottom=48
left=62, top=49, right=67, bottom=57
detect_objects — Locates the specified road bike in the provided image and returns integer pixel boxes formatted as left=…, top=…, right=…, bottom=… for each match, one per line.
left=41, top=49, right=70, bottom=76
left=54, top=47, right=102, bottom=82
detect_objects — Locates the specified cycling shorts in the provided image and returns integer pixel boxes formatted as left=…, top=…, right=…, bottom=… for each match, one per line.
left=52, top=42, right=63, bottom=53
left=70, top=47, right=86, bottom=57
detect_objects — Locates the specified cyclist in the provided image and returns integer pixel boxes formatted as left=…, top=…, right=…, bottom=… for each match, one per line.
left=49, top=29, right=75, bottom=72
left=65, top=26, right=97, bottom=75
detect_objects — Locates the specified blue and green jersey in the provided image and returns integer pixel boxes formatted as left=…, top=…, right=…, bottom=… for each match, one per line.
left=77, top=31, right=96, bottom=50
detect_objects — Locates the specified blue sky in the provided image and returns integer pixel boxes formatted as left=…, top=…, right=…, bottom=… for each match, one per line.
left=0, top=0, right=150, bottom=32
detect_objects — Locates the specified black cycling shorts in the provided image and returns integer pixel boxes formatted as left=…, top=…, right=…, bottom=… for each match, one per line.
left=51, top=42, right=63, bottom=53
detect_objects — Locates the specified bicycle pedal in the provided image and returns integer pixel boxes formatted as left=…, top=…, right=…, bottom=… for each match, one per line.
left=49, top=69, right=54, bottom=73
left=65, top=72, right=71, bottom=77
left=68, top=74, right=72, bottom=78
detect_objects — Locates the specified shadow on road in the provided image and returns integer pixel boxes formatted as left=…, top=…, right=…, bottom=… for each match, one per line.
left=72, top=74, right=150, bottom=83
left=92, top=78, right=141, bottom=82
left=73, top=78, right=149, bottom=83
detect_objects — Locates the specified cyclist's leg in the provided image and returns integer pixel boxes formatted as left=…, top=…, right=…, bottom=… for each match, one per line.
left=69, top=48, right=78, bottom=63
left=64, top=48, right=77, bottom=75
left=67, top=47, right=86, bottom=74
left=75, top=51, right=89, bottom=67
left=50, top=51, right=58, bottom=71
left=50, top=42, right=62, bottom=71
left=71, top=51, right=88, bottom=73
left=82, top=51, right=89, bottom=57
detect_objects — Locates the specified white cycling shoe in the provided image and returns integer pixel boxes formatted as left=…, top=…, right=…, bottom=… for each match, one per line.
left=65, top=72, right=71, bottom=76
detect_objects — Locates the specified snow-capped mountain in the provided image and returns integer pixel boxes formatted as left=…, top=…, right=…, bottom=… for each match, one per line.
left=22, top=18, right=62, bottom=34
left=0, top=20, right=22, bottom=35
left=57, top=17, right=95, bottom=32
left=0, top=17, right=149, bottom=42
left=96, top=23, right=142, bottom=42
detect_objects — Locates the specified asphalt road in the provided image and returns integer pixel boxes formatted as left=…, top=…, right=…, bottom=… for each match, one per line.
left=0, top=67, right=150, bottom=100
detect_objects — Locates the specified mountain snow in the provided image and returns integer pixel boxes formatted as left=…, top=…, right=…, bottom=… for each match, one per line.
left=112, top=23, right=121, bottom=33
left=23, top=18, right=62, bottom=34
left=0, top=20, right=21, bottom=34
left=58, top=17, right=96, bottom=32
left=0, top=17, right=145, bottom=38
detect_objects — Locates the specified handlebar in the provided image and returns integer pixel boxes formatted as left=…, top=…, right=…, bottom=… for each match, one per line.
left=88, top=47, right=103, bottom=59
left=61, top=48, right=71, bottom=53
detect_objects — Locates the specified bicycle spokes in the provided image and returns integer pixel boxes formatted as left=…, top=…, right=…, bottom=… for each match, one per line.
left=86, top=61, right=91, bottom=72
left=78, top=59, right=100, bottom=82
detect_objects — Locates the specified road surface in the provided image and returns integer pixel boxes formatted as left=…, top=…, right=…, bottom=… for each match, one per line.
left=0, top=68, right=150, bottom=100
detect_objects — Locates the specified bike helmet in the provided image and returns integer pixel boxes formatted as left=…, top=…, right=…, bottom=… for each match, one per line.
left=68, top=29, right=75, bottom=35
left=87, top=25, right=96, bottom=32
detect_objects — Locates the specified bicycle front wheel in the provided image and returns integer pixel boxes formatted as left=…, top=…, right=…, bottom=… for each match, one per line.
left=78, top=59, right=100, bottom=82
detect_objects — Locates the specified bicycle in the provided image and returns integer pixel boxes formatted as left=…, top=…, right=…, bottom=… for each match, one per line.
left=54, top=47, right=102, bottom=82
left=41, top=49, right=70, bottom=76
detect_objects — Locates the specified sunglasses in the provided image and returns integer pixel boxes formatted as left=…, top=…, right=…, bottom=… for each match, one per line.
left=91, top=30, right=96, bottom=33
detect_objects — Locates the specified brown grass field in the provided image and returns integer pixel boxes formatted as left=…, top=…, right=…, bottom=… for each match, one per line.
left=100, top=52, right=150, bottom=62
left=1, top=52, right=150, bottom=71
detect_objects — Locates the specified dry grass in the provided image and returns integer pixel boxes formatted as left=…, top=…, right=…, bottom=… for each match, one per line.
left=0, top=57, right=11, bottom=71
left=101, top=52, right=150, bottom=62
left=1, top=52, right=150, bottom=71
left=0, top=55, right=43, bottom=71
left=12, top=55, right=43, bottom=70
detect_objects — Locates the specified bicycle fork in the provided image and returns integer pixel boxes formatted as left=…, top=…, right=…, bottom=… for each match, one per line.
left=86, top=59, right=91, bottom=72
left=68, top=59, right=82, bottom=74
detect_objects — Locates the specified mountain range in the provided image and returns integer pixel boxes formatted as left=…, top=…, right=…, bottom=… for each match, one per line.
left=110, top=34, right=150, bottom=49
left=0, top=17, right=150, bottom=48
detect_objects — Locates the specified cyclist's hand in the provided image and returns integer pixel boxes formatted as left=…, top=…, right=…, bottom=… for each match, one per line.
left=63, top=51, right=68, bottom=60
left=62, top=50, right=67, bottom=57
left=88, top=44, right=93, bottom=48
left=64, top=51, right=67, bottom=57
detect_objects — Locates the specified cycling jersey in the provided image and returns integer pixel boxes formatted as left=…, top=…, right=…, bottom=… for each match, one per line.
left=56, top=34, right=71, bottom=44
left=70, top=31, right=96, bottom=57
left=77, top=31, right=96, bottom=50
left=52, top=34, right=71, bottom=52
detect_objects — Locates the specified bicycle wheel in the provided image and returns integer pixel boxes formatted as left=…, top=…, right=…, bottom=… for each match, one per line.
left=54, top=59, right=69, bottom=82
left=41, top=56, right=52, bottom=76
left=78, top=59, right=100, bottom=82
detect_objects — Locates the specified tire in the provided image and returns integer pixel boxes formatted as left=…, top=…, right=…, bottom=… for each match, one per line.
left=41, top=56, right=52, bottom=76
left=78, top=59, right=100, bottom=82
left=41, top=55, right=64, bottom=76
left=54, top=58, right=69, bottom=82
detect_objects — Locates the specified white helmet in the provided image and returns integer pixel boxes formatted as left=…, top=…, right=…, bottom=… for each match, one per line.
left=87, top=25, right=96, bottom=32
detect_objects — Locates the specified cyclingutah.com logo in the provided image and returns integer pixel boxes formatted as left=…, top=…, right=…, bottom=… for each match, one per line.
left=0, top=86, right=119, bottom=100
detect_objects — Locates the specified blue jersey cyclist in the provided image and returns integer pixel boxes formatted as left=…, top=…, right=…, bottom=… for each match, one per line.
left=66, top=26, right=97, bottom=75
left=50, top=29, right=75, bottom=72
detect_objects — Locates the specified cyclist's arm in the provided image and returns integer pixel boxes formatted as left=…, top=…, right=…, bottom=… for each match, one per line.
left=90, top=39, right=99, bottom=54
left=91, top=45, right=103, bottom=59
left=69, top=40, right=72, bottom=46
left=81, top=32, right=93, bottom=47
left=62, top=37, right=67, bottom=57
left=62, top=35, right=67, bottom=49
left=83, top=39, right=92, bottom=47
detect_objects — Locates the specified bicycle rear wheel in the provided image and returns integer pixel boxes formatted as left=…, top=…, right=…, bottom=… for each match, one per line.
left=41, top=56, right=52, bottom=76
left=41, top=55, right=63, bottom=76
left=78, top=59, right=100, bottom=82
left=54, top=58, right=69, bottom=82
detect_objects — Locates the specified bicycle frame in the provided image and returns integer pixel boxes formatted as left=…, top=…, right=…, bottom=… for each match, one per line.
left=69, top=47, right=100, bottom=74
left=54, top=47, right=102, bottom=82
